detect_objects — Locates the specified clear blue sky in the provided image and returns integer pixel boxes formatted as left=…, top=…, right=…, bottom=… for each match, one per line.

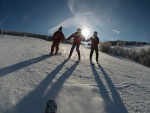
left=0, top=0, right=150, bottom=42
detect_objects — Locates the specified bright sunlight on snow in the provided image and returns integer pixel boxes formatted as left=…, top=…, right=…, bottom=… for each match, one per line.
left=0, top=35, right=150, bottom=113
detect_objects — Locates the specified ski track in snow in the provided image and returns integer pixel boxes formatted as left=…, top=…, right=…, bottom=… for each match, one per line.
left=0, top=35, right=150, bottom=113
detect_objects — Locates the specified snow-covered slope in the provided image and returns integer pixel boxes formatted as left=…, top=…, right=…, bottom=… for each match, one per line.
left=0, top=35, right=150, bottom=113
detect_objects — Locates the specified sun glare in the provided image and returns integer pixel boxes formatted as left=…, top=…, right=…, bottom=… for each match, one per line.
left=82, top=28, right=91, bottom=38
left=82, top=28, right=89, bottom=36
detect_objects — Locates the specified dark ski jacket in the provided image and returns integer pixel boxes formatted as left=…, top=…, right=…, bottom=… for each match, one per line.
left=87, top=36, right=99, bottom=48
left=52, top=31, right=65, bottom=45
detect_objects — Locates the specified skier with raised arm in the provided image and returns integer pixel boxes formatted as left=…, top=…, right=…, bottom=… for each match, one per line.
left=66, top=28, right=85, bottom=62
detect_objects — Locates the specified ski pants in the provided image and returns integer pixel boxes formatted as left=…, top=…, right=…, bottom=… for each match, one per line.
left=69, top=44, right=80, bottom=59
left=50, top=43, right=59, bottom=54
left=90, top=47, right=99, bottom=62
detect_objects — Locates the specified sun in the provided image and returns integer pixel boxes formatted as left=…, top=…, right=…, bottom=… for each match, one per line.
left=81, top=27, right=91, bottom=38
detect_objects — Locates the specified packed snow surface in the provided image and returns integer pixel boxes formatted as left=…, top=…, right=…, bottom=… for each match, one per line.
left=0, top=35, right=150, bottom=113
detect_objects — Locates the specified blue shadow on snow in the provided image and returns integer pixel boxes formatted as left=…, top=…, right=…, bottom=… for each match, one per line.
left=0, top=55, right=49, bottom=77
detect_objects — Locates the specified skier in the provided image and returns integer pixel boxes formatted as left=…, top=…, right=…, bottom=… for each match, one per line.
left=86, top=31, right=100, bottom=64
left=50, top=26, right=65, bottom=55
left=66, top=28, right=85, bottom=61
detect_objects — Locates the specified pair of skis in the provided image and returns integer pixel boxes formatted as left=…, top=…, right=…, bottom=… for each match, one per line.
left=65, top=58, right=100, bottom=66
left=65, top=58, right=80, bottom=63
left=43, top=52, right=62, bottom=57
left=90, top=61, right=100, bottom=67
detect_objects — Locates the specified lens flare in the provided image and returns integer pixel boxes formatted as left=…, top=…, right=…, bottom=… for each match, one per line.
left=81, top=27, right=92, bottom=38
left=82, top=28, right=89, bottom=37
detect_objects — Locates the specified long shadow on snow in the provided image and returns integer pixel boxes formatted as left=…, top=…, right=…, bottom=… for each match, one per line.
left=90, top=64, right=115, bottom=113
left=44, top=62, right=78, bottom=100
left=0, top=55, right=49, bottom=77
left=5, top=61, right=78, bottom=113
left=99, top=65, right=128, bottom=113
left=5, top=60, right=67, bottom=113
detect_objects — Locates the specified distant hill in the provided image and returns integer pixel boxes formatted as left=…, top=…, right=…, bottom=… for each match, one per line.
left=109, top=40, right=150, bottom=46
left=0, top=29, right=50, bottom=40
left=1, top=29, right=149, bottom=46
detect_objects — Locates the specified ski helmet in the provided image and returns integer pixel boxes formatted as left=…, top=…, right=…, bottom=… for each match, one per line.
left=94, top=31, right=98, bottom=36
left=59, top=26, right=62, bottom=30
left=77, top=28, right=81, bottom=32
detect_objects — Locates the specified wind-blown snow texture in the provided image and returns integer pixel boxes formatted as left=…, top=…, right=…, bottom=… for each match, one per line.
left=0, top=35, right=150, bottom=113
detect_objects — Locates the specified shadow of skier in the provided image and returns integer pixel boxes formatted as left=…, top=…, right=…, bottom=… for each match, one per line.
left=44, top=62, right=78, bottom=100
left=0, top=55, right=49, bottom=77
left=90, top=64, right=115, bottom=113
left=99, top=65, right=128, bottom=113
left=4, top=60, right=67, bottom=113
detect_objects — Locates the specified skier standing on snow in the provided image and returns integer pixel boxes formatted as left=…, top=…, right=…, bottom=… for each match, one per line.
left=66, top=28, right=85, bottom=61
left=86, top=31, right=99, bottom=63
left=50, top=26, right=65, bottom=55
